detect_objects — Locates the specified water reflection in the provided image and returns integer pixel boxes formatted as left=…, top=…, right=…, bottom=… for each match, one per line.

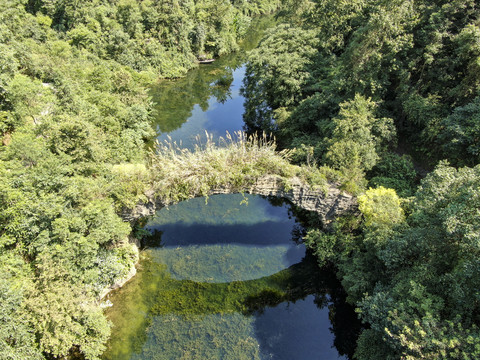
left=102, top=195, right=360, bottom=360
left=151, top=61, right=246, bottom=149
left=103, top=257, right=356, bottom=360
left=254, top=296, right=345, bottom=360
left=149, top=16, right=277, bottom=149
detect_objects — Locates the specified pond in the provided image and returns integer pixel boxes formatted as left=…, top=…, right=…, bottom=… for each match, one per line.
left=102, top=16, right=359, bottom=360
left=103, top=195, right=353, bottom=360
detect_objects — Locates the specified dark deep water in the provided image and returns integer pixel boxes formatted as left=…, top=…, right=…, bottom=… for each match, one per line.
left=102, top=16, right=360, bottom=360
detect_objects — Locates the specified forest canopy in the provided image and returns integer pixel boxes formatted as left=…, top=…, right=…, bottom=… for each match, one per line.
left=242, top=0, right=480, bottom=359
left=1, top=0, right=480, bottom=359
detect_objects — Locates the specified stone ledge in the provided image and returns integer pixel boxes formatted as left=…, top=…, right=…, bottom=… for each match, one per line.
left=122, top=175, right=358, bottom=227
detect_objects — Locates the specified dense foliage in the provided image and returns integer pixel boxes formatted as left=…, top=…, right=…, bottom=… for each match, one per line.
left=306, top=165, right=480, bottom=359
left=0, top=0, right=280, bottom=359
left=2, top=0, right=479, bottom=358
left=244, top=0, right=480, bottom=169
left=242, top=0, right=480, bottom=358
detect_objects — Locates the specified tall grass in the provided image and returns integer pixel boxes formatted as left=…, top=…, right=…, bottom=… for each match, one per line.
left=148, top=131, right=336, bottom=205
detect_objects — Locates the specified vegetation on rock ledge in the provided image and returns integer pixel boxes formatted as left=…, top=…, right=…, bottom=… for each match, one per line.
left=149, top=131, right=341, bottom=205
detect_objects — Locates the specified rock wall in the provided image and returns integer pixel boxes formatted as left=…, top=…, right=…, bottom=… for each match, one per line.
left=123, top=175, right=358, bottom=227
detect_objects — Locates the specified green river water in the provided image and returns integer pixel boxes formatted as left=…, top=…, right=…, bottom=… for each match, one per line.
left=102, top=17, right=359, bottom=360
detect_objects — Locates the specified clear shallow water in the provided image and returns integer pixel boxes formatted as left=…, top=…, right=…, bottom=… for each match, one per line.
left=146, top=195, right=305, bottom=283
left=103, top=195, right=347, bottom=360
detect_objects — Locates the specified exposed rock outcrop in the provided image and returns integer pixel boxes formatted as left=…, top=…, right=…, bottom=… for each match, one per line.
left=123, top=175, right=358, bottom=227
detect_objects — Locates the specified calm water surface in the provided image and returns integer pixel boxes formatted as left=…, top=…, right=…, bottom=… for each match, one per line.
left=103, top=195, right=348, bottom=360
left=149, top=16, right=271, bottom=149
left=102, top=16, right=357, bottom=360
left=152, top=64, right=246, bottom=149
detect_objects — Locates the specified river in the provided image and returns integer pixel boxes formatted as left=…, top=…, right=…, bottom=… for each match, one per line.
left=102, top=17, right=358, bottom=360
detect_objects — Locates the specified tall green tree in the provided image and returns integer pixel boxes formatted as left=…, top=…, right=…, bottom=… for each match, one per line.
left=324, top=94, right=396, bottom=176
left=242, top=24, right=319, bottom=133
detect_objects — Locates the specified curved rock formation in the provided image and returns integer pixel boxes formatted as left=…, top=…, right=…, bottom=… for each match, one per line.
left=123, top=175, right=358, bottom=227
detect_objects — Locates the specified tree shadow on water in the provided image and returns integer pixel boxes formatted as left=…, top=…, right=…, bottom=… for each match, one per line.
left=242, top=257, right=362, bottom=360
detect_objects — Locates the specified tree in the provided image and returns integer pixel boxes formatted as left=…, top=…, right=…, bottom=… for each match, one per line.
left=324, top=94, right=396, bottom=177
left=367, top=153, right=417, bottom=197
left=358, top=186, right=405, bottom=228
left=0, top=259, right=43, bottom=360
left=440, top=95, right=480, bottom=166
left=356, top=163, right=480, bottom=359
left=242, top=24, right=319, bottom=133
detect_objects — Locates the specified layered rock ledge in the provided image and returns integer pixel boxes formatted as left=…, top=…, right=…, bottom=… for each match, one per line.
left=123, top=175, right=358, bottom=227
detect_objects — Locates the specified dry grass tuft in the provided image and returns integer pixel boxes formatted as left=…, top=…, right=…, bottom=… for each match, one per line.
left=148, top=131, right=336, bottom=205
